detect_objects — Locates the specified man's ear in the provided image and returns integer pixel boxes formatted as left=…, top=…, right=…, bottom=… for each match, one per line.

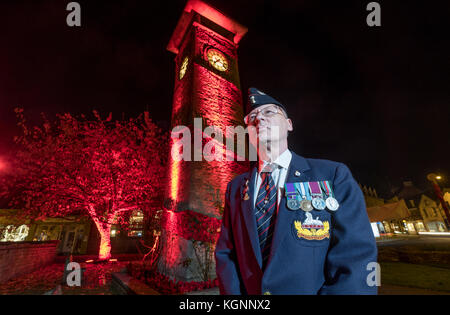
left=287, top=118, right=293, bottom=132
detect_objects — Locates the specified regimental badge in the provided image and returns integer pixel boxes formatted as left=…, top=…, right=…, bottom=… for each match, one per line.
left=250, top=95, right=256, bottom=104
left=293, top=212, right=330, bottom=241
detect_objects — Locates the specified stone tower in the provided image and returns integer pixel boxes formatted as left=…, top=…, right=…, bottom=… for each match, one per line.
left=159, top=0, right=249, bottom=281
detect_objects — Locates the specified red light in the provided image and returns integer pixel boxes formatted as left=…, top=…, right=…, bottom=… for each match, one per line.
left=98, top=231, right=112, bottom=260
left=170, top=153, right=180, bottom=202
left=0, top=158, right=7, bottom=171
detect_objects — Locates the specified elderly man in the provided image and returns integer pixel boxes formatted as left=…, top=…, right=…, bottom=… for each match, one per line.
left=214, top=87, right=378, bottom=295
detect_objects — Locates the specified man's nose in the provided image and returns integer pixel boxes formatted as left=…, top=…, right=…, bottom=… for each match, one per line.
left=254, top=111, right=266, bottom=123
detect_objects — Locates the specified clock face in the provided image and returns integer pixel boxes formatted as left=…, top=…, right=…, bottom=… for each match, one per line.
left=207, top=49, right=228, bottom=72
left=179, top=56, right=189, bottom=80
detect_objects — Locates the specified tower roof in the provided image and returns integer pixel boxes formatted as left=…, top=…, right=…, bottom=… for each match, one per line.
left=167, top=0, right=248, bottom=54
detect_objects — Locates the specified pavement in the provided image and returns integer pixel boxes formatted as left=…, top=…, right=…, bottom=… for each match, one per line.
left=376, top=234, right=450, bottom=247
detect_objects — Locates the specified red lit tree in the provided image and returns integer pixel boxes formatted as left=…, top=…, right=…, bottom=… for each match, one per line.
left=3, top=109, right=167, bottom=260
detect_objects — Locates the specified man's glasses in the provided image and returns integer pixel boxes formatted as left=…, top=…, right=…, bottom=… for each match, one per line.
left=244, top=107, right=285, bottom=124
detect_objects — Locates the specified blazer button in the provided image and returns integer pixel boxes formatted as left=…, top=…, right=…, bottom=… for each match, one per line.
left=263, top=291, right=271, bottom=295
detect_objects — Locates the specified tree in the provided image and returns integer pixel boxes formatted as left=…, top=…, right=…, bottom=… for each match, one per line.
left=3, top=109, right=167, bottom=260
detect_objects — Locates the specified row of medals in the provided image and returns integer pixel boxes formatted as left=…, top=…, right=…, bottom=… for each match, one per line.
left=287, top=186, right=339, bottom=212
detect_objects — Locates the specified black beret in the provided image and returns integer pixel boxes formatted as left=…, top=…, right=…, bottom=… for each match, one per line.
left=246, top=87, right=288, bottom=116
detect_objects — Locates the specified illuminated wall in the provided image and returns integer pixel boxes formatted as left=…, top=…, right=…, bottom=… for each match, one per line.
left=159, top=0, right=248, bottom=281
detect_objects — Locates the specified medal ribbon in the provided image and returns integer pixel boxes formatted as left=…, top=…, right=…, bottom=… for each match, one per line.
left=308, top=181, right=322, bottom=198
left=285, top=183, right=297, bottom=200
left=319, top=181, right=329, bottom=198
left=324, top=181, right=335, bottom=198
left=301, top=182, right=311, bottom=200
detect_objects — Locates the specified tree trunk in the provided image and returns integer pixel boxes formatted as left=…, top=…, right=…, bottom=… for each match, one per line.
left=98, top=226, right=111, bottom=261
left=87, top=205, right=113, bottom=261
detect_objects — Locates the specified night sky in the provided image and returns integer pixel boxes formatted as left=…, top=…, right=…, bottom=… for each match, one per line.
left=0, top=0, right=449, bottom=197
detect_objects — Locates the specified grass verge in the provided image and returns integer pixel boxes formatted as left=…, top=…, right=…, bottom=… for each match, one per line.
left=381, top=262, right=450, bottom=292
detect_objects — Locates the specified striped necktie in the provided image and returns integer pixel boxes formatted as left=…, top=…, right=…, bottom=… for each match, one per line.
left=255, top=165, right=278, bottom=269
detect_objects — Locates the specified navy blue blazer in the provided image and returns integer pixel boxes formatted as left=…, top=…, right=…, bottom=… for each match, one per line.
left=214, top=152, right=378, bottom=295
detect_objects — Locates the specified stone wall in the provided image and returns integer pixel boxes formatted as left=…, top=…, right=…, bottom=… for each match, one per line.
left=0, top=241, right=59, bottom=284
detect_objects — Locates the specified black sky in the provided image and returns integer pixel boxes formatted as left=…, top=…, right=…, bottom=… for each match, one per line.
left=0, top=0, right=449, bottom=197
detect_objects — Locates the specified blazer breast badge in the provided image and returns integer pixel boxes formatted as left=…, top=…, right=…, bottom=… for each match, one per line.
left=294, top=212, right=330, bottom=241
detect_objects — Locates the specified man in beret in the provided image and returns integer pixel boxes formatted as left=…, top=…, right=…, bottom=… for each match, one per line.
left=214, top=87, right=378, bottom=295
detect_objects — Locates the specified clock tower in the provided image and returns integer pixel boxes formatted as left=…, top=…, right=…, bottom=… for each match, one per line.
left=159, top=0, right=248, bottom=281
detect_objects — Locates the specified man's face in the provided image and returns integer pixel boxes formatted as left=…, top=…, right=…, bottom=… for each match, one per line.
left=245, top=104, right=293, bottom=145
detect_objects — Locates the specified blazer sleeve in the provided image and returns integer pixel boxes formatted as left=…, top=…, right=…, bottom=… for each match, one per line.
left=214, top=182, right=245, bottom=294
left=318, top=163, right=378, bottom=295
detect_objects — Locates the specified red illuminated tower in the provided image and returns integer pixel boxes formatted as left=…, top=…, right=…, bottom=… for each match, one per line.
left=159, top=0, right=248, bottom=281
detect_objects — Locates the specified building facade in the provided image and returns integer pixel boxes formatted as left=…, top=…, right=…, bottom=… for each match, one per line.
left=365, top=181, right=449, bottom=236
left=0, top=208, right=149, bottom=256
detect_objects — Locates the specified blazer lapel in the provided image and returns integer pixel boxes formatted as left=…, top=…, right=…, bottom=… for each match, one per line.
left=240, top=166, right=263, bottom=267
left=266, top=153, right=311, bottom=268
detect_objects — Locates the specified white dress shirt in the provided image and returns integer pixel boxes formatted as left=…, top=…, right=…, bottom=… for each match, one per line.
left=253, top=149, right=292, bottom=207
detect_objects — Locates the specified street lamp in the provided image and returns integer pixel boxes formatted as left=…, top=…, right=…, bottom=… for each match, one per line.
left=427, top=173, right=450, bottom=229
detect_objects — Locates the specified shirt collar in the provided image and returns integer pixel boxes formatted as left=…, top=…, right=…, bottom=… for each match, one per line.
left=258, top=149, right=292, bottom=172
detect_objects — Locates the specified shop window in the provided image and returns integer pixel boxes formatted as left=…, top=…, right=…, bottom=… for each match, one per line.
left=1, top=224, right=29, bottom=242
left=111, top=225, right=119, bottom=238
left=406, top=222, right=416, bottom=233
left=416, top=222, right=425, bottom=232
left=382, top=221, right=391, bottom=233
left=376, top=222, right=385, bottom=233
left=128, top=210, right=144, bottom=237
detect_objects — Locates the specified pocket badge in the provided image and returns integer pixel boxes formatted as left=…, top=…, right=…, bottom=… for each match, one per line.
left=293, top=212, right=330, bottom=241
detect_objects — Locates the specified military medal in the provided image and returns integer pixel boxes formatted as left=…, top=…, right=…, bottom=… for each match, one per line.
left=309, top=181, right=326, bottom=210
left=322, top=180, right=339, bottom=211
left=298, top=182, right=313, bottom=212
left=326, top=197, right=339, bottom=211
left=287, top=196, right=300, bottom=210
left=300, top=199, right=313, bottom=212
left=285, top=183, right=300, bottom=210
